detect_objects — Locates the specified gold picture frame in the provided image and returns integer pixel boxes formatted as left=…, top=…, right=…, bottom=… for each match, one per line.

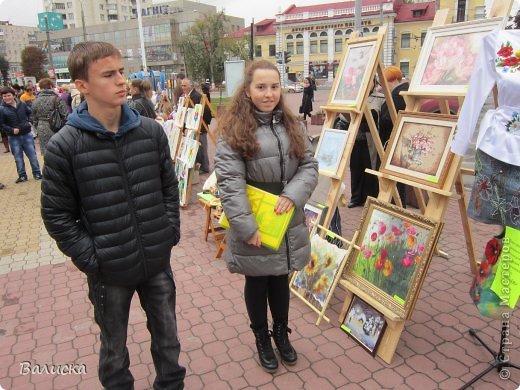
left=343, top=198, right=443, bottom=319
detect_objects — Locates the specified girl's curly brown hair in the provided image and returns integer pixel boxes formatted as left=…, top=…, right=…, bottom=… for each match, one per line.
left=217, top=60, right=305, bottom=160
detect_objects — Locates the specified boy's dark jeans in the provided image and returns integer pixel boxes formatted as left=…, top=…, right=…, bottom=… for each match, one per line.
left=87, top=267, right=185, bottom=390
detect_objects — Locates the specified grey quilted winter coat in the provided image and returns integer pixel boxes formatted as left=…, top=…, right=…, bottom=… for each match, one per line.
left=215, top=109, right=318, bottom=276
left=32, top=89, right=69, bottom=153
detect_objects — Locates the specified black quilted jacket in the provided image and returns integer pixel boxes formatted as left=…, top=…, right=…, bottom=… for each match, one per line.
left=41, top=106, right=180, bottom=286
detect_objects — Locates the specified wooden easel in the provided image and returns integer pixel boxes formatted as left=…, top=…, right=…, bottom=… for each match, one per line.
left=177, top=94, right=212, bottom=207
left=337, top=1, right=514, bottom=364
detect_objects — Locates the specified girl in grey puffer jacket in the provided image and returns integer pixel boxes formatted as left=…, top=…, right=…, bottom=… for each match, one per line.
left=215, top=60, right=318, bottom=373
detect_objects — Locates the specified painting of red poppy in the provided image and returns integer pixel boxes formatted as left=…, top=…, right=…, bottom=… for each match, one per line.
left=343, top=198, right=443, bottom=319
left=410, top=17, right=506, bottom=94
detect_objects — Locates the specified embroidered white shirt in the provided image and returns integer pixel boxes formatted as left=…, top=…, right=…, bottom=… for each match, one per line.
left=451, top=29, right=520, bottom=166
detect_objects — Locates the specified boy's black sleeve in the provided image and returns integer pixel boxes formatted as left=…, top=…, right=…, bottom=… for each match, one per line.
left=41, top=133, right=99, bottom=275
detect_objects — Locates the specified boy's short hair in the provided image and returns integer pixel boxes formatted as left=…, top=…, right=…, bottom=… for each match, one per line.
left=1, top=87, right=15, bottom=96
left=67, top=41, right=121, bottom=82
left=38, top=78, right=54, bottom=90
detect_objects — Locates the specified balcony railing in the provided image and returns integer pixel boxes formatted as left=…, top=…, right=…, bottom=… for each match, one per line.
left=278, top=3, right=392, bottom=22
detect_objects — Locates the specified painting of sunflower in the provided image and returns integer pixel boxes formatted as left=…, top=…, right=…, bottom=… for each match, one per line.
left=292, top=234, right=348, bottom=309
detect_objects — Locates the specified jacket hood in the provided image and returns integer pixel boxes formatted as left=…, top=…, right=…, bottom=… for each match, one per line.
left=67, top=101, right=141, bottom=137
left=37, top=89, right=59, bottom=98
left=253, top=108, right=283, bottom=127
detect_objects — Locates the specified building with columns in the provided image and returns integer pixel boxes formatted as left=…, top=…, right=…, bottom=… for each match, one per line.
left=234, top=0, right=489, bottom=83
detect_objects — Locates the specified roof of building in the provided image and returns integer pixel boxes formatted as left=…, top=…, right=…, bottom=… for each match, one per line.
left=394, top=0, right=435, bottom=23
left=282, top=0, right=390, bottom=15
left=228, top=18, right=276, bottom=38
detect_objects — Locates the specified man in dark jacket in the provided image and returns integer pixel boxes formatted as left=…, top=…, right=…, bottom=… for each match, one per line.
left=0, top=87, right=42, bottom=183
left=41, top=41, right=185, bottom=390
left=181, top=78, right=212, bottom=173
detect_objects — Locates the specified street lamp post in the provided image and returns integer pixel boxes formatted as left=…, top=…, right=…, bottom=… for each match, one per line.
left=136, top=0, right=147, bottom=72
left=44, top=16, right=55, bottom=73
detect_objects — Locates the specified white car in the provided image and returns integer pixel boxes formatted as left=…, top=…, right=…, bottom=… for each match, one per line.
left=286, top=83, right=303, bottom=93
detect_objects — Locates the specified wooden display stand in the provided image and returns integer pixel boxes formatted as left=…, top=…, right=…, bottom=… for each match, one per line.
left=178, top=95, right=213, bottom=207
left=337, top=1, right=514, bottom=364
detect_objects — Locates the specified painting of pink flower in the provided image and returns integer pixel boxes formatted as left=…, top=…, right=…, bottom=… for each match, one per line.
left=378, top=221, right=387, bottom=235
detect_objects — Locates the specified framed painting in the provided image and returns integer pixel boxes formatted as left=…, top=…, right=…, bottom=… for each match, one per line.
left=165, top=122, right=182, bottom=159
left=329, top=36, right=381, bottom=109
left=380, top=112, right=457, bottom=188
left=304, top=201, right=328, bottom=233
left=410, top=17, right=506, bottom=94
left=175, top=157, right=190, bottom=207
left=291, top=234, right=348, bottom=311
left=314, top=128, right=348, bottom=178
left=343, top=197, right=443, bottom=319
left=341, top=295, right=387, bottom=356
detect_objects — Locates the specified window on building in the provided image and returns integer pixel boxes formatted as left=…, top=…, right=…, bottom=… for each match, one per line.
left=100, top=4, right=104, bottom=10
left=69, top=23, right=75, bottom=28
left=475, top=6, right=486, bottom=19
left=310, top=40, right=317, bottom=54
left=100, top=14, right=105, bottom=21
left=363, top=27, right=370, bottom=33
left=413, top=9, right=425, bottom=17
left=456, top=0, right=467, bottom=22
left=286, top=34, right=293, bottom=40
left=401, top=33, right=411, bottom=49
left=320, top=39, right=327, bottom=53
left=319, top=31, right=327, bottom=37
left=269, top=44, right=276, bottom=57
left=122, top=6, right=128, bottom=12
left=310, top=32, right=317, bottom=38
left=68, top=13, right=74, bottom=19
left=296, top=33, right=303, bottom=39
left=286, top=42, right=294, bottom=55
left=114, top=31, right=121, bottom=42
left=255, top=45, right=261, bottom=57
left=67, top=2, right=72, bottom=8
left=296, top=41, right=303, bottom=54
left=104, top=32, right=110, bottom=41
left=345, top=29, right=353, bottom=36
left=54, top=3, right=65, bottom=10
left=400, top=61, right=409, bottom=78
left=420, top=31, right=426, bottom=46
left=372, top=26, right=379, bottom=33
left=335, top=38, right=342, bottom=52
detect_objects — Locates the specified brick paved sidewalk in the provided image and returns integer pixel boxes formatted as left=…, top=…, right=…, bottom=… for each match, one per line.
left=0, top=146, right=518, bottom=390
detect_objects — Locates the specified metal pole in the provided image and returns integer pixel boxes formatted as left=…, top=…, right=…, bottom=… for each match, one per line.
left=44, top=16, right=54, bottom=73
left=355, top=0, right=362, bottom=33
left=80, top=1, right=87, bottom=41
left=136, top=0, right=147, bottom=72
left=281, top=16, right=285, bottom=88
left=249, top=19, right=254, bottom=61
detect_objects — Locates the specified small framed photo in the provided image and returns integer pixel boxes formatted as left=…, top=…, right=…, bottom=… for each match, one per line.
left=341, top=295, right=387, bottom=356
left=409, top=17, right=506, bottom=94
left=314, top=128, right=349, bottom=178
left=380, top=112, right=457, bottom=188
left=304, top=201, right=328, bottom=233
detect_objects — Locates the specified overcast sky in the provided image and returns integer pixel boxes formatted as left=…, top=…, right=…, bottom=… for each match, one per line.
left=0, top=0, right=515, bottom=27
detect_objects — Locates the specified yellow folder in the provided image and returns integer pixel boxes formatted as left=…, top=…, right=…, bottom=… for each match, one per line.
left=220, top=185, right=295, bottom=251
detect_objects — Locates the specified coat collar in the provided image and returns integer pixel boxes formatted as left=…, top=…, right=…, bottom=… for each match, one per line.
left=253, top=108, right=283, bottom=126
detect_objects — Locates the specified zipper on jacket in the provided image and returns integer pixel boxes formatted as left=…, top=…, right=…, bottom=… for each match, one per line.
left=270, top=118, right=291, bottom=271
left=114, top=137, right=149, bottom=280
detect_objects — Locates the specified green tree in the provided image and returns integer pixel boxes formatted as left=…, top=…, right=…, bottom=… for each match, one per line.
left=0, top=55, right=9, bottom=86
left=21, top=46, right=48, bottom=80
left=181, top=11, right=248, bottom=83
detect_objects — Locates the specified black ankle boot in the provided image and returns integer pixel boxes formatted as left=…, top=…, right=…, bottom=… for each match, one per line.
left=272, top=321, right=298, bottom=365
left=252, top=327, right=278, bottom=373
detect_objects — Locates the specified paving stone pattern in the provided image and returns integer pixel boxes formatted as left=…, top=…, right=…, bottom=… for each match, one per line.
left=0, top=93, right=518, bottom=389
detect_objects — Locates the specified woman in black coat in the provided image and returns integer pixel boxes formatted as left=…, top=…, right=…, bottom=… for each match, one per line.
left=300, top=77, right=313, bottom=120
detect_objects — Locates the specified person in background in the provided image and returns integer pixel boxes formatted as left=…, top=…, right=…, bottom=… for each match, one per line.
left=378, top=65, right=409, bottom=207
left=156, top=90, right=173, bottom=119
left=11, top=84, right=23, bottom=99
left=20, top=85, right=36, bottom=108
left=173, top=73, right=185, bottom=109
left=300, top=77, right=313, bottom=121
left=128, top=78, right=157, bottom=119
left=201, top=80, right=211, bottom=103
left=0, top=86, right=42, bottom=183
left=70, top=83, right=83, bottom=110
left=215, top=60, right=318, bottom=373
left=31, top=78, right=69, bottom=154
left=181, top=78, right=212, bottom=173
left=41, top=41, right=185, bottom=389
left=59, top=84, right=73, bottom=113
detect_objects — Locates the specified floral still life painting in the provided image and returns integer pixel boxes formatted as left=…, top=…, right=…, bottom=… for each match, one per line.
left=292, top=234, right=348, bottom=310
left=331, top=41, right=377, bottom=106
left=343, top=198, right=442, bottom=319
left=381, top=112, right=456, bottom=188
left=341, top=295, right=387, bottom=356
left=410, top=17, right=506, bottom=93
